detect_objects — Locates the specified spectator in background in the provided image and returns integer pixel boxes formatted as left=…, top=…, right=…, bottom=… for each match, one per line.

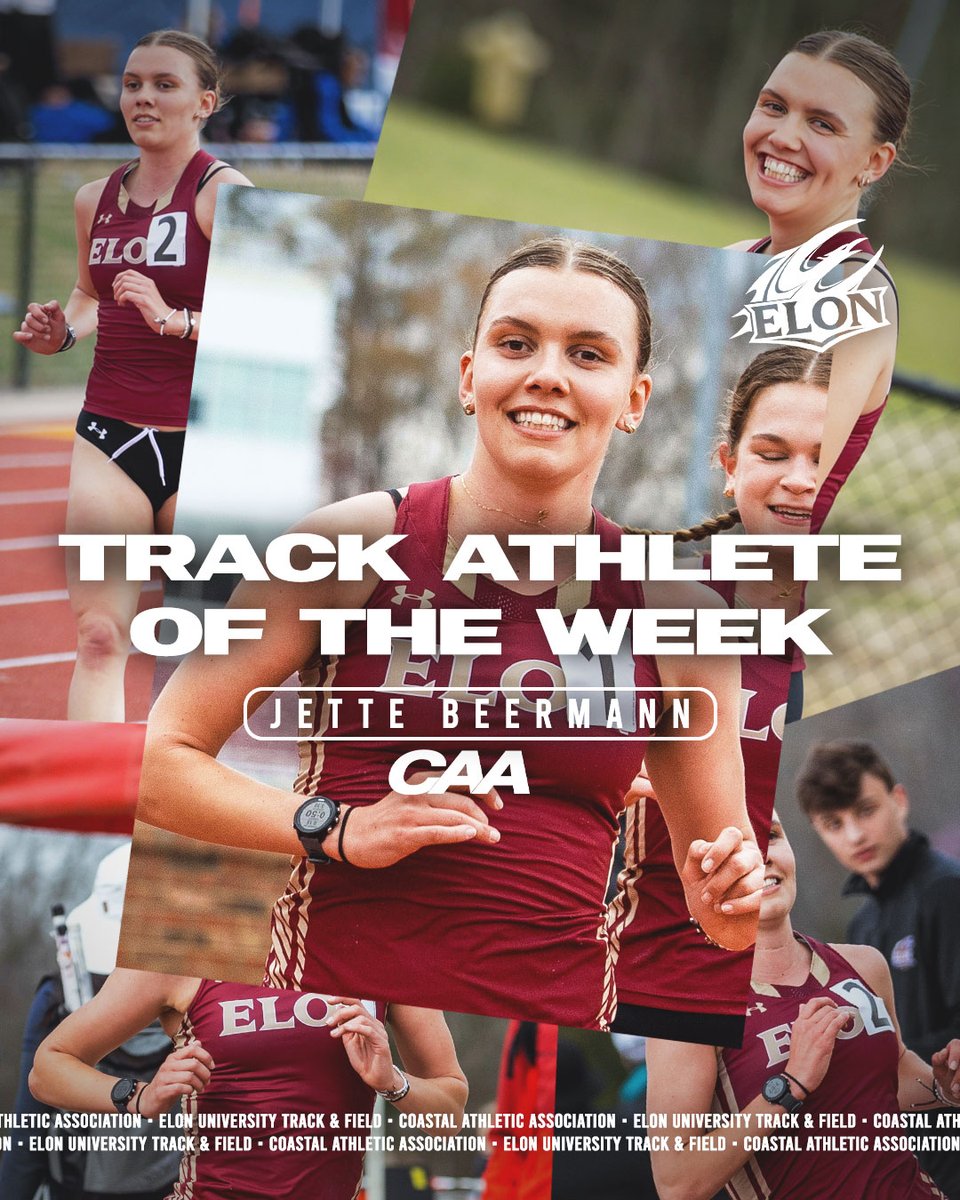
left=0, top=0, right=58, bottom=103
left=30, top=80, right=118, bottom=143
left=0, top=843, right=180, bottom=1200
left=798, top=739, right=960, bottom=1199
left=289, top=27, right=379, bottom=142
left=482, top=1022, right=556, bottom=1200
left=0, top=0, right=58, bottom=138
left=213, top=23, right=289, bottom=142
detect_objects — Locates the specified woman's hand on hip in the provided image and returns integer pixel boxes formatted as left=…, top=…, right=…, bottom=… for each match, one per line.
left=932, top=1039, right=960, bottom=1105
left=336, top=780, right=503, bottom=868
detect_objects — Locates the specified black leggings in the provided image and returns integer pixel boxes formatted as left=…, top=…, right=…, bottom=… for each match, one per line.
left=76, top=410, right=184, bottom=514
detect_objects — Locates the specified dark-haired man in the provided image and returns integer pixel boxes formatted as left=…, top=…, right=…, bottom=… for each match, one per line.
left=797, top=740, right=960, bottom=1198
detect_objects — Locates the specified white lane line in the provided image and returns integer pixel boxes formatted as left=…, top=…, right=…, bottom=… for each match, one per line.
left=0, top=535, right=59, bottom=551
left=0, top=650, right=75, bottom=668
left=0, top=580, right=163, bottom=606
left=0, top=488, right=69, bottom=505
left=0, top=453, right=72, bottom=468
left=0, top=647, right=147, bottom=669
left=0, top=588, right=68, bottom=606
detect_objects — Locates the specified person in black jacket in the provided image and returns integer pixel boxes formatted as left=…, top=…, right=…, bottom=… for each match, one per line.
left=797, top=739, right=960, bottom=1200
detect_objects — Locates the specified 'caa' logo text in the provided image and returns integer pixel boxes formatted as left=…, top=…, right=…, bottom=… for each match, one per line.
left=389, top=749, right=530, bottom=794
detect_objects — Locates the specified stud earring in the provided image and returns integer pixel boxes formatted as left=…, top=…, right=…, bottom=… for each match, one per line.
left=462, top=401, right=475, bottom=415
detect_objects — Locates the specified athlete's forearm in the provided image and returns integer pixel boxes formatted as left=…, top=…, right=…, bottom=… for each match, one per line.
left=64, top=286, right=99, bottom=340
left=139, top=729, right=303, bottom=856
left=897, top=1047, right=940, bottom=1110
left=647, top=712, right=759, bottom=952
left=651, top=1093, right=795, bottom=1200
left=394, top=1072, right=468, bottom=1127
left=29, top=1047, right=128, bottom=1114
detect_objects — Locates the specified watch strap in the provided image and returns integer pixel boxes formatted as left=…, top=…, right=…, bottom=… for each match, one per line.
left=376, top=1067, right=411, bottom=1103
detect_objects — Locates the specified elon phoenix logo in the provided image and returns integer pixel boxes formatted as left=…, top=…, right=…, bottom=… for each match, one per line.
left=732, top=220, right=890, bottom=352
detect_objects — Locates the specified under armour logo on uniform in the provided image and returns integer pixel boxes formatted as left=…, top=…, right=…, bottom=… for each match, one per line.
left=391, top=585, right=435, bottom=609
left=747, top=1002, right=767, bottom=1016
left=87, top=421, right=109, bottom=441
left=97, top=213, right=113, bottom=225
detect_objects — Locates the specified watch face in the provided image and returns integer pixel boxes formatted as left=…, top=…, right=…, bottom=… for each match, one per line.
left=763, top=1075, right=789, bottom=1104
left=111, top=1077, right=137, bottom=1106
left=298, top=797, right=335, bottom=834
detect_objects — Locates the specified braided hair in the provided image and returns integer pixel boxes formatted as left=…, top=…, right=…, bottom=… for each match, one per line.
left=623, top=346, right=832, bottom=541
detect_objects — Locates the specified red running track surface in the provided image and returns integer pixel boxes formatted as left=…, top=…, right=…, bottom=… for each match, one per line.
left=0, top=424, right=156, bottom=720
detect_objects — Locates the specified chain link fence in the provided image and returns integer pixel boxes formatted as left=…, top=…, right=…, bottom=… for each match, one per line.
left=805, top=387, right=960, bottom=715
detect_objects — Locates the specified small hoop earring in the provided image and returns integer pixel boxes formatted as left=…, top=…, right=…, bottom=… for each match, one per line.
left=462, top=402, right=475, bottom=416
left=723, top=485, right=735, bottom=498
left=857, top=173, right=870, bottom=189
left=621, top=418, right=638, bottom=434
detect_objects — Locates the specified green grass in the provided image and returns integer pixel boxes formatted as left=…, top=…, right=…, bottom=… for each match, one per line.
left=367, top=102, right=960, bottom=385
left=0, top=160, right=369, bottom=393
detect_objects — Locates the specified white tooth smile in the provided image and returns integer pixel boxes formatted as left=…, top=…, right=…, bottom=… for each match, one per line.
left=762, top=155, right=809, bottom=183
left=771, top=506, right=810, bottom=518
left=510, top=410, right=571, bottom=431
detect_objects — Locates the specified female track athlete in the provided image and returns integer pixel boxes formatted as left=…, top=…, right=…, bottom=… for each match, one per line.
left=645, top=816, right=960, bottom=1200
left=611, top=346, right=829, bottom=1042
left=30, top=968, right=466, bottom=1200
left=139, top=237, right=764, bottom=1029
left=14, top=30, right=252, bottom=722
left=731, top=29, right=909, bottom=508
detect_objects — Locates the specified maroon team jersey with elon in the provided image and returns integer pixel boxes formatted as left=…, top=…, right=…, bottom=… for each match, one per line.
left=265, top=475, right=663, bottom=1029
left=85, top=149, right=216, bottom=427
left=810, top=399, right=886, bottom=532
left=610, top=647, right=788, bottom=1031
left=170, top=981, right=382, bottom=1200
left=715, top=938, right=946, bottom=1200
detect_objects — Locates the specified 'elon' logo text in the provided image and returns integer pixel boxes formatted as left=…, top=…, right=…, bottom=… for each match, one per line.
left=732, top=220, right=890, bottom=352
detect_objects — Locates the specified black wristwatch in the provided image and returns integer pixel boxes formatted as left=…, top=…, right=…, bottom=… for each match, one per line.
left=293, top=796, right=342, bottom=864
left=110, top=1077, right=139, bottom=1113
left=762, top=1073, right=804, bottom=1113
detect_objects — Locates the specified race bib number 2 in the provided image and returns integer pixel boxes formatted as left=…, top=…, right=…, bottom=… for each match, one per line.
left=147, top=211, right=187, bottom=266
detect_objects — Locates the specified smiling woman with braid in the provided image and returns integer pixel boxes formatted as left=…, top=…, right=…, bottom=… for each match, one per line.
left=609, top=346, right=831, bottom=1043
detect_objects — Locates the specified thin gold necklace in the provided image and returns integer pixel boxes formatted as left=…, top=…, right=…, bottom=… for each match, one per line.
left=458, top=473, right=548, bottom=528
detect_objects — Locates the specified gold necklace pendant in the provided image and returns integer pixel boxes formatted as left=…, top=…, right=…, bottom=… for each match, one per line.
left=459, top=474, right=549, bottom=529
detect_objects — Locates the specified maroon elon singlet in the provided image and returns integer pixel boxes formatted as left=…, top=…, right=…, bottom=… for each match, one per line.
left=170, top=980, right=383, bottom=1200
left=85, top=149, right=216, bottom=427
left=265, top=475, right=664, bottom=1029
left=715, top=938, right=946, bottom=1200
